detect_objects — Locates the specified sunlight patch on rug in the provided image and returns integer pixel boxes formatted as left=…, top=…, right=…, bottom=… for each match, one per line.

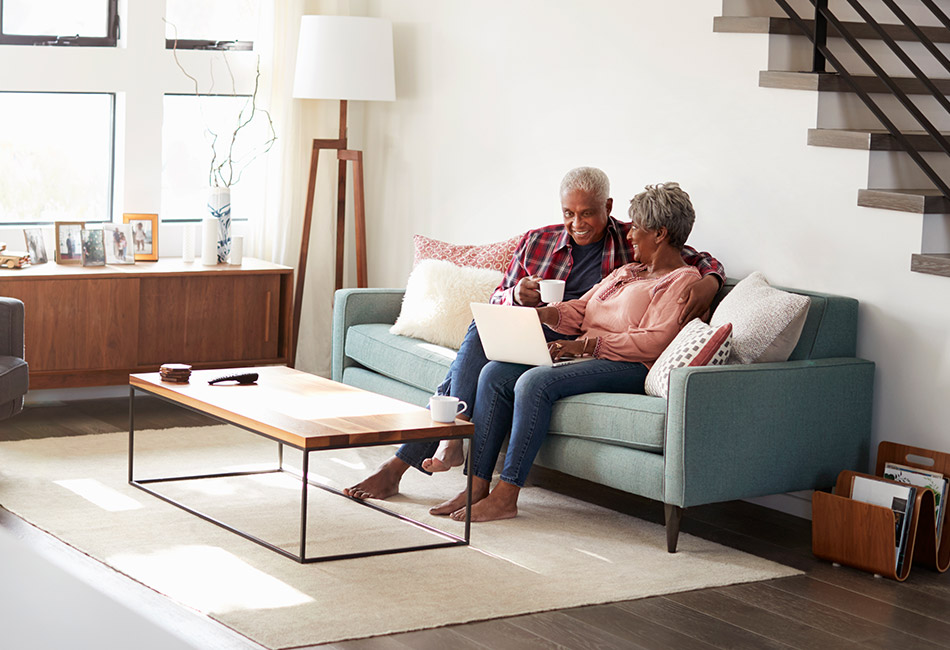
left=54, top=479, right=143, bottom=512
left=108, top=545, right=314, bottom=614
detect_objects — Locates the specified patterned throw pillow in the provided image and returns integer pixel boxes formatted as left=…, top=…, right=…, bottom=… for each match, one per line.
left=413, top=233, right=523, bottom=274
left=644, top=319, right=733, bottom=398
left=709, top=271, right=811, bottom=364
left=390, top=259, right=503, bottom=349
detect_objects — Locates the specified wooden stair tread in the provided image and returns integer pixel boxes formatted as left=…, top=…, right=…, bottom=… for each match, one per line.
left=911, top=253, right=950, bottom=277
left=760, top=71, right=950, bottom=95
left=858, top=188, right=950, bottom=214
left=808, top=128, right=950, bottom=151
left=714, top=16, right=950, bottom=44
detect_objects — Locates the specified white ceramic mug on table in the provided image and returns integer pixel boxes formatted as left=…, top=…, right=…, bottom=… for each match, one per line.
left=429, top=395, right=467, bottom=423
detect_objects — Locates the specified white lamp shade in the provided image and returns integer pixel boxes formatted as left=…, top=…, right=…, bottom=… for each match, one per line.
left=293, top=15, right=395, bottom=102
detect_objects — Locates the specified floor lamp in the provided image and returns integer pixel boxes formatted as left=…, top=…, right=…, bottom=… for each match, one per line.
left=290, top=15, right=395, bottom=367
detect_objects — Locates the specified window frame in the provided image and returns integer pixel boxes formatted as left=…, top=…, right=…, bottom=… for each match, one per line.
left=0, top=90, right=116, bottom=226
left=165, top=39, right=253, bottom=51
left=0, top=0, right=119, bottom=47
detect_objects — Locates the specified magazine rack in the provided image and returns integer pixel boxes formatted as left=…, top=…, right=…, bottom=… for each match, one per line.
left=812, top=441, right=950, bottom=581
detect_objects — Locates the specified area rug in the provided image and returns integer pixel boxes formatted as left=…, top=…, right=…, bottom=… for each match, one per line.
left=0, top=426, right=799, bottom=648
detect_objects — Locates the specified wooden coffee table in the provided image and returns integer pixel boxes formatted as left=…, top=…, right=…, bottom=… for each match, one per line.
left=128, top=366, right=474, bottom=563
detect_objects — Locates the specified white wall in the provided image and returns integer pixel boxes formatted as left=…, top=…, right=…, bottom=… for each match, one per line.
left=351, top=0, right=950, bottom=462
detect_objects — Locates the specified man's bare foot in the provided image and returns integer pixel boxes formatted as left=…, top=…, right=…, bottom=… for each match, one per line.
left=429, top=477, right=490, bottom=516
left=343, top=456, right=410, bottom=500
left=450, top=480, right=520, bottom=522
left=421, top=439, right=465, bottom=473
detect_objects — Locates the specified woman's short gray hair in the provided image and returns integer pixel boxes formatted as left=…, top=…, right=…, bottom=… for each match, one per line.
left=560, top=167, right=610, bottom=205
left=628, top=182, right=695, bottom=249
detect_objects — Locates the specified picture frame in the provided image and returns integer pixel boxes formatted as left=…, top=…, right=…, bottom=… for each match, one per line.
left=23, top=228, right=48, bottom=265
left=80, top=228, right=106, bottom=267
left=54, top=221, right=84, bottom=264
left=123, top=213, right=158, bottom=261
left=103, top=223, right=136, bottom=265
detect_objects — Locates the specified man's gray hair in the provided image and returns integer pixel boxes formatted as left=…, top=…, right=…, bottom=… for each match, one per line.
left=628, top=182, right=695, bottom=249
left=560, top=167, right=610, bottom=205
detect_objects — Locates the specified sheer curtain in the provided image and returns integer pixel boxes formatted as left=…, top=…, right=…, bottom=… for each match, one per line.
left=254, top=0, right=341, bottom=377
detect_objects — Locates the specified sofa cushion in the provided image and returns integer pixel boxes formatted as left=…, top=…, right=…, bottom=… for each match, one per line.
left=710, top=272, right=810, bottom=364
left=549, top=391, right=667, bottom=453
left=0, top=356, right=28, bottom=406
left=390, top=260, right=501, bottom=349
left=345, top=323, right=456, bottom=394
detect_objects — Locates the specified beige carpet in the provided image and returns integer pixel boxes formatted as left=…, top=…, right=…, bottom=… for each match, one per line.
left=0, top=426, right=799, bottom=648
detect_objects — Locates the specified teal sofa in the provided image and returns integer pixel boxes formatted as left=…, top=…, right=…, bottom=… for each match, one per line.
left=331, top=281, right=875, bottom=551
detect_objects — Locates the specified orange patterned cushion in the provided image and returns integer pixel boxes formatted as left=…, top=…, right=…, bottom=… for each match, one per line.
left=412, top=233, right=523, bottom=274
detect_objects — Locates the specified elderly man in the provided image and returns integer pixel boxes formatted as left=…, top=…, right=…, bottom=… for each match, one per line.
left=344, top=167, right=724, bottom=501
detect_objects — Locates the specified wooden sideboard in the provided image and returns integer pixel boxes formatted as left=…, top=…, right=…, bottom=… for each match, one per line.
left=0, top=258, right=293, bottom=389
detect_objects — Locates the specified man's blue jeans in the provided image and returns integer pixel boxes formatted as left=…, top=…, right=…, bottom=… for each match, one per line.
left=470, top=358, right=649, bottom=487
left=395, top=319, right=574, bottom=472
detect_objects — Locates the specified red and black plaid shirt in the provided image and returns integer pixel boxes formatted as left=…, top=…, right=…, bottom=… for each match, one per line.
left=490, top=216, right=725, bottom=305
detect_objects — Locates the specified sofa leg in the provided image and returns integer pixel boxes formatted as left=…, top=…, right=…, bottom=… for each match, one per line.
left=664, top=504, right=683, bottom=553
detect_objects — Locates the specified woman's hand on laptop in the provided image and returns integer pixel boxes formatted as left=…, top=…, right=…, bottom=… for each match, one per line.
left=548, top=338, right=585, bottom=361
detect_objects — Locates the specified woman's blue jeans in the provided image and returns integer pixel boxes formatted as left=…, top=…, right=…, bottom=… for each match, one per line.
left=395, top=319, right=574, bottom=472
left=470, top=359, right=649, bottom=487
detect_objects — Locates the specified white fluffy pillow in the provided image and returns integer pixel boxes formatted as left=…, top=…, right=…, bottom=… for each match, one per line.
left=390, top=259, right=502, bottom=349
left=710, top=271, right=811, bottom=364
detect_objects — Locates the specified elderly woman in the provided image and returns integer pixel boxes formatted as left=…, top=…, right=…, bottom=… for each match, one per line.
left=430, top=182, right=704, bottom=522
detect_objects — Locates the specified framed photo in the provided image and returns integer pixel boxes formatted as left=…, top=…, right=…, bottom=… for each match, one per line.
left=103, top=223, right=135, bottom=265
left=80, top=229, right=106, bottom=267
left=123, top=213, right=158, bottom=261
left=54, top=221, right=84, bottom=264
left=23, top=228, right=48, bottom=265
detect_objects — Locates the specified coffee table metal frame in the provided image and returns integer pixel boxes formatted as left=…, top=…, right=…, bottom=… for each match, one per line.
left=128, top=385, right=473, bottom=564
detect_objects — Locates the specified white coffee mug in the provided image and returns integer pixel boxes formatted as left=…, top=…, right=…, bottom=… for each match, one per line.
left=539, top=279, right=566, bottom=303
left=429, top=395, right=467, bottom=423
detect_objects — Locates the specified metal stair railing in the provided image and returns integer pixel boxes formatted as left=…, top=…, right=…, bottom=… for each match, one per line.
left=773, top=0, right=950, bottom=199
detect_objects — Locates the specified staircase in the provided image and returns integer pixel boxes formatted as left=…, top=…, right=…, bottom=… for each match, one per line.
left=715, top=0, right=950, bottom=277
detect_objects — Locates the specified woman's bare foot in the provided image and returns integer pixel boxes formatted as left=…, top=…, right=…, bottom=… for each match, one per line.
left=343, top=456, right=410, bottom=500
left=421, top=439, right=465, bottom=473
left=429, top=477, right=490, bottom=516
left=450, top=480, right=520, bottom=522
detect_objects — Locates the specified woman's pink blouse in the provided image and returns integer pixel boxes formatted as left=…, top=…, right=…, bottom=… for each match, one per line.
left=552, top=264, right=702, bottom=367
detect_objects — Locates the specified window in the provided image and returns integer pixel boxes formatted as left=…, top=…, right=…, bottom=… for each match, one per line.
left=161, top=94, right=269, bottom=222
left=164, top=0, right=258, bottom=50
left=0, top=0, right=118, bottom=46
left=0, top=1, right=267, bottom=234
left=0, top=92, right=114, bottom=225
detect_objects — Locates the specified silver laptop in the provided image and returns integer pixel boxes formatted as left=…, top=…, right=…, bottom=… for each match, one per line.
left=470, top=302, right=594, bottom=367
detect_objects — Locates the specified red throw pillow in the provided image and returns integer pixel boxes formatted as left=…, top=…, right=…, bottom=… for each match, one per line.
left=412, top=233, right=523, bottom=274
left=644, top=319, right=733, bottom=398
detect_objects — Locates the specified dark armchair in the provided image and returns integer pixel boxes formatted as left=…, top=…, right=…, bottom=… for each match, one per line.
left=0, top=297, right=28, bottom=420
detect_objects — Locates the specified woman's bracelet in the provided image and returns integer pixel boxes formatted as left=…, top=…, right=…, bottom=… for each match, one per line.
left=581, top=337, right=594, bottom=357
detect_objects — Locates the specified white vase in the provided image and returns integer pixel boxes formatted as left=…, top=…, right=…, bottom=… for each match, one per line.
left=207, top=188, right=231, bottom=263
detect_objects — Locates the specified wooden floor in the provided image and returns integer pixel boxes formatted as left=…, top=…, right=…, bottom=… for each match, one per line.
left=2, top=397, right=949, bottom=650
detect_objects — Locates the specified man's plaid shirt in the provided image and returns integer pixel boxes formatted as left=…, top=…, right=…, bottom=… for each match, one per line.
left=490, top=216, right=725, bottom=305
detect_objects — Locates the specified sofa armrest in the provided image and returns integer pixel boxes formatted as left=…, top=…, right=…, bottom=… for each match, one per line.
left=663, top=358, right=875, bottom=507
left=0, top=297, right=25, bottom=359
left=331, top=288, right=406, bottom=382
